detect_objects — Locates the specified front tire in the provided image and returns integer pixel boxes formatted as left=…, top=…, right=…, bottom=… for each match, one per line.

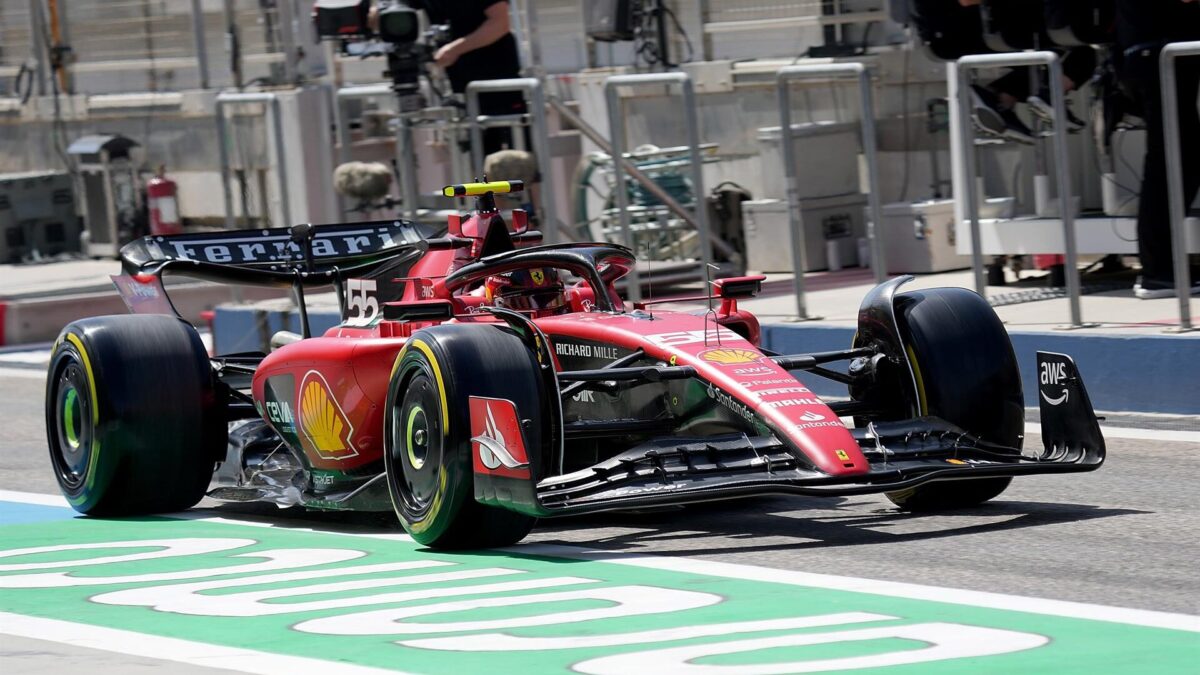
left=45, top=315, right=224, bottom=515
left=884, top=287, right=1022, bottom=511
left=384, top=326, right=538, bottom=549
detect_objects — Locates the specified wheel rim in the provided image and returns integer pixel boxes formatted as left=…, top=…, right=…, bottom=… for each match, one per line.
left=406, top=405, right=429, bottom=470
left=391, top=370, right=443, bottom=516
left=51, top=360, right=94, bottom=490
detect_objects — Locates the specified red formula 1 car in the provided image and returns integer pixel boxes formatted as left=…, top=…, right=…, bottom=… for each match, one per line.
left=46, top=181, right=1105, bottom=548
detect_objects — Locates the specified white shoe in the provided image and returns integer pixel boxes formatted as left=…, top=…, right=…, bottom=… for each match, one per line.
left=1134, top=278, right=1200, bottom=299
left=1027, top=95, right=1086, bottom=133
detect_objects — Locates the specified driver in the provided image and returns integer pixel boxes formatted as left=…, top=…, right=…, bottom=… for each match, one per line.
left=484, top=267, right=568, bottom=313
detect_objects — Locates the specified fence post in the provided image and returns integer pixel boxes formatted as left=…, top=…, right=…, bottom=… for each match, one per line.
left=955, top=51, right=1089, bottom=329
left=1159, top=41, right=1200, bottom=333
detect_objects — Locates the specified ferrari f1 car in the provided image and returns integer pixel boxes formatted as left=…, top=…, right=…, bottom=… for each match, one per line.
left=46, top=180, right=1105, bottom=549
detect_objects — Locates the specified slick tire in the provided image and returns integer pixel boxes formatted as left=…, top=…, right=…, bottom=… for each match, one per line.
left=384, top=325, right=538, bottom=549
left=885, top=288, right=1022, bottom=511
left=45, top=315, right=225, bottom=515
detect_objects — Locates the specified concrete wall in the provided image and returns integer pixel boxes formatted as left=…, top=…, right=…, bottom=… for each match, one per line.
left=762, top=323, right=1200, bottom=415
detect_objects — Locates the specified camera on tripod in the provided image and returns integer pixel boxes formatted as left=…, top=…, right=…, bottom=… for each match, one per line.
left=312, top=0, right=452, bottom=112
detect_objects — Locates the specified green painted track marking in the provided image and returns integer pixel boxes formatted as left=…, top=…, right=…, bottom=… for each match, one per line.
left=0, top=502, right=1196, bottom=674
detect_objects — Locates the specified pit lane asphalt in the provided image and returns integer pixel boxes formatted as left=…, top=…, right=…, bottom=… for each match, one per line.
left=2, top=366, right=1197, bottom=671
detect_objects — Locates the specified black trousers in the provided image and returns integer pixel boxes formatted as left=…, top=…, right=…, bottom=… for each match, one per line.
left=476, top=91, right=530, bottom=160
left=989, top=47, right=1098, bottom=101
left=1121, top=49, right=1200, bottom=283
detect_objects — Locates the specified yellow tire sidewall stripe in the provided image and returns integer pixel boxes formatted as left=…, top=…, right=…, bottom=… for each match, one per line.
left=63, top=332, right=103, bottom=503
left=408, top=339, right=450, bottom=433
left=905, top=344, right=929, bottom=416
left=389, top=339, right=452, bottom=536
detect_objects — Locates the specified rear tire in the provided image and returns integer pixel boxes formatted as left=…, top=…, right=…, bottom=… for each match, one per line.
left=384, top=326, right=538, bottom=549
left=884, top=288, right=1022, bottom=511
left=45, top=315, right=224, bottom=515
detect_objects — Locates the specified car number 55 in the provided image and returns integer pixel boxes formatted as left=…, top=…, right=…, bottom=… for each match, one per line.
left=345, top=279, right=379, bottom=326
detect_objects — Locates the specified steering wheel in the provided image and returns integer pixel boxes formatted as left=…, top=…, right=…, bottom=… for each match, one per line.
left=443, top=243, right=634, bottom=313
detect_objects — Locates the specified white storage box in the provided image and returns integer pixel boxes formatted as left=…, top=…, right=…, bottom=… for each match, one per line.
left=743, top=195, right=867, bottom=273
left=881, top=199, right=971, bottom=274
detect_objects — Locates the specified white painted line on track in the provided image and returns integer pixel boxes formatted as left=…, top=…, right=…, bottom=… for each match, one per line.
left=3, top=489, right=1198, bottom=635
left=0, top=351, right=49, bottom=366
left=1025, top=423, right=1200, bottom=445
left=0, top=367, right=46, bottom=380
left=0, top=490, right=64, bottom=506
left=518, top=544, right=1200, bottom=634
left=1097, top=425, right=1200, bottom=444
left=0, top=611, right=404, bottom=675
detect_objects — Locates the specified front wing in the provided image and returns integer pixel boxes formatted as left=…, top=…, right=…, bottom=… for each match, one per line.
left=523, top=351, right=1105, bottom=516
left=534, top=415, right=1102, bottom=513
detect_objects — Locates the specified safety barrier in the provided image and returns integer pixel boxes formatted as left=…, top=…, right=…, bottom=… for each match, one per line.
left=466, top=78, right=561, bottom=243
left=215, top=91, right=290, bottom=230
left=776, top=63, right=885, bottom=320
left=955, top=51, right=1086, bottom=329
left=1159, top=41, right=1200, bottom=333
left=604, top=72, right=712, bottom=302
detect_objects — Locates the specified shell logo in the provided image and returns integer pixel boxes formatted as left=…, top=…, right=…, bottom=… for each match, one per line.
left=700, top=348, right=762, bottom=365
left=297, top=371, right=358, bottom=460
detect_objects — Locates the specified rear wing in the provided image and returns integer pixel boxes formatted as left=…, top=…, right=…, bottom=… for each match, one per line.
left=121, top=219, right=444, bottom=277
left=113, top=219, right=445, bottom=318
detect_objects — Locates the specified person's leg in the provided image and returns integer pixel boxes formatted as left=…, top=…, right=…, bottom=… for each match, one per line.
left=989, top=68, right=1031, bottom=105
left=1128, top=50, right=1177, bottom=293
left=1061, top=47, right=1098, bottom=92
left=478, top=91, right=527, bottom=159
left=1027, top=47, right=1095, bottom=131
left=971, top=71, right=1036, bottom=143
left=1177, top=60, right=1200, bottom=215
left=1170, top=59, right=1200, bottom=286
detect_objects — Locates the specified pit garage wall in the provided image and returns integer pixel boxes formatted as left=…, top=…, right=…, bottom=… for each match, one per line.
left=0, top=1, right=1107, bottom=230
left=0, top=0, right=938, bottom=227
left=0, top=87, right=336, bottom=228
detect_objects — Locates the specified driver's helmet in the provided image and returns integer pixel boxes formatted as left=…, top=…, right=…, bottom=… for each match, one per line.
left=484, top=267, right=566, bottom=312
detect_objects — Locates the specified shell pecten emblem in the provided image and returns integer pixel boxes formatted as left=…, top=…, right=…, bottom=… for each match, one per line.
left=699, top=348, right=762, bottom=366
left=297, top=371, right=358, bottom=460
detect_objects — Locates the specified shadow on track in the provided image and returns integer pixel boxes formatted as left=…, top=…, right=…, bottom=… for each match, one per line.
left=528, top=497, right=1147, bottom=556
left=193, top=495, right=1145, bottom=558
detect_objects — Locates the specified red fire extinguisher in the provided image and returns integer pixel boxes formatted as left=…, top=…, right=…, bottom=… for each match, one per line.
left=146, top=166, right=182, bottom=236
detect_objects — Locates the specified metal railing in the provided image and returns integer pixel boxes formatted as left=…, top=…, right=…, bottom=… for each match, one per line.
left=332, top=83, right=395, bottom=217
left=604, top=72, right=712, bottom=302
left=215, top=91, right=289, bottom=230
left=1159, top=41, right=1200, bottom=333
left=465, top=78, right=561, bottom=243
left=955, top=51, right=1087, bottom=329
left=777, top=63, right=885, bottom=321
left=2, top=0, right=293, bottom=94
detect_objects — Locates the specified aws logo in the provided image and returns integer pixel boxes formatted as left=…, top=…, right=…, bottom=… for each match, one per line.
left=297, top=371, right=358, bottom=460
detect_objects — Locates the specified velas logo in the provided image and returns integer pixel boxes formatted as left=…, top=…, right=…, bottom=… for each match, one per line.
left=469, top=397, right=530, bottom=478
left=699, top=348, right=762, bottom=365
left=297, top=371, right=358, bottom=460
